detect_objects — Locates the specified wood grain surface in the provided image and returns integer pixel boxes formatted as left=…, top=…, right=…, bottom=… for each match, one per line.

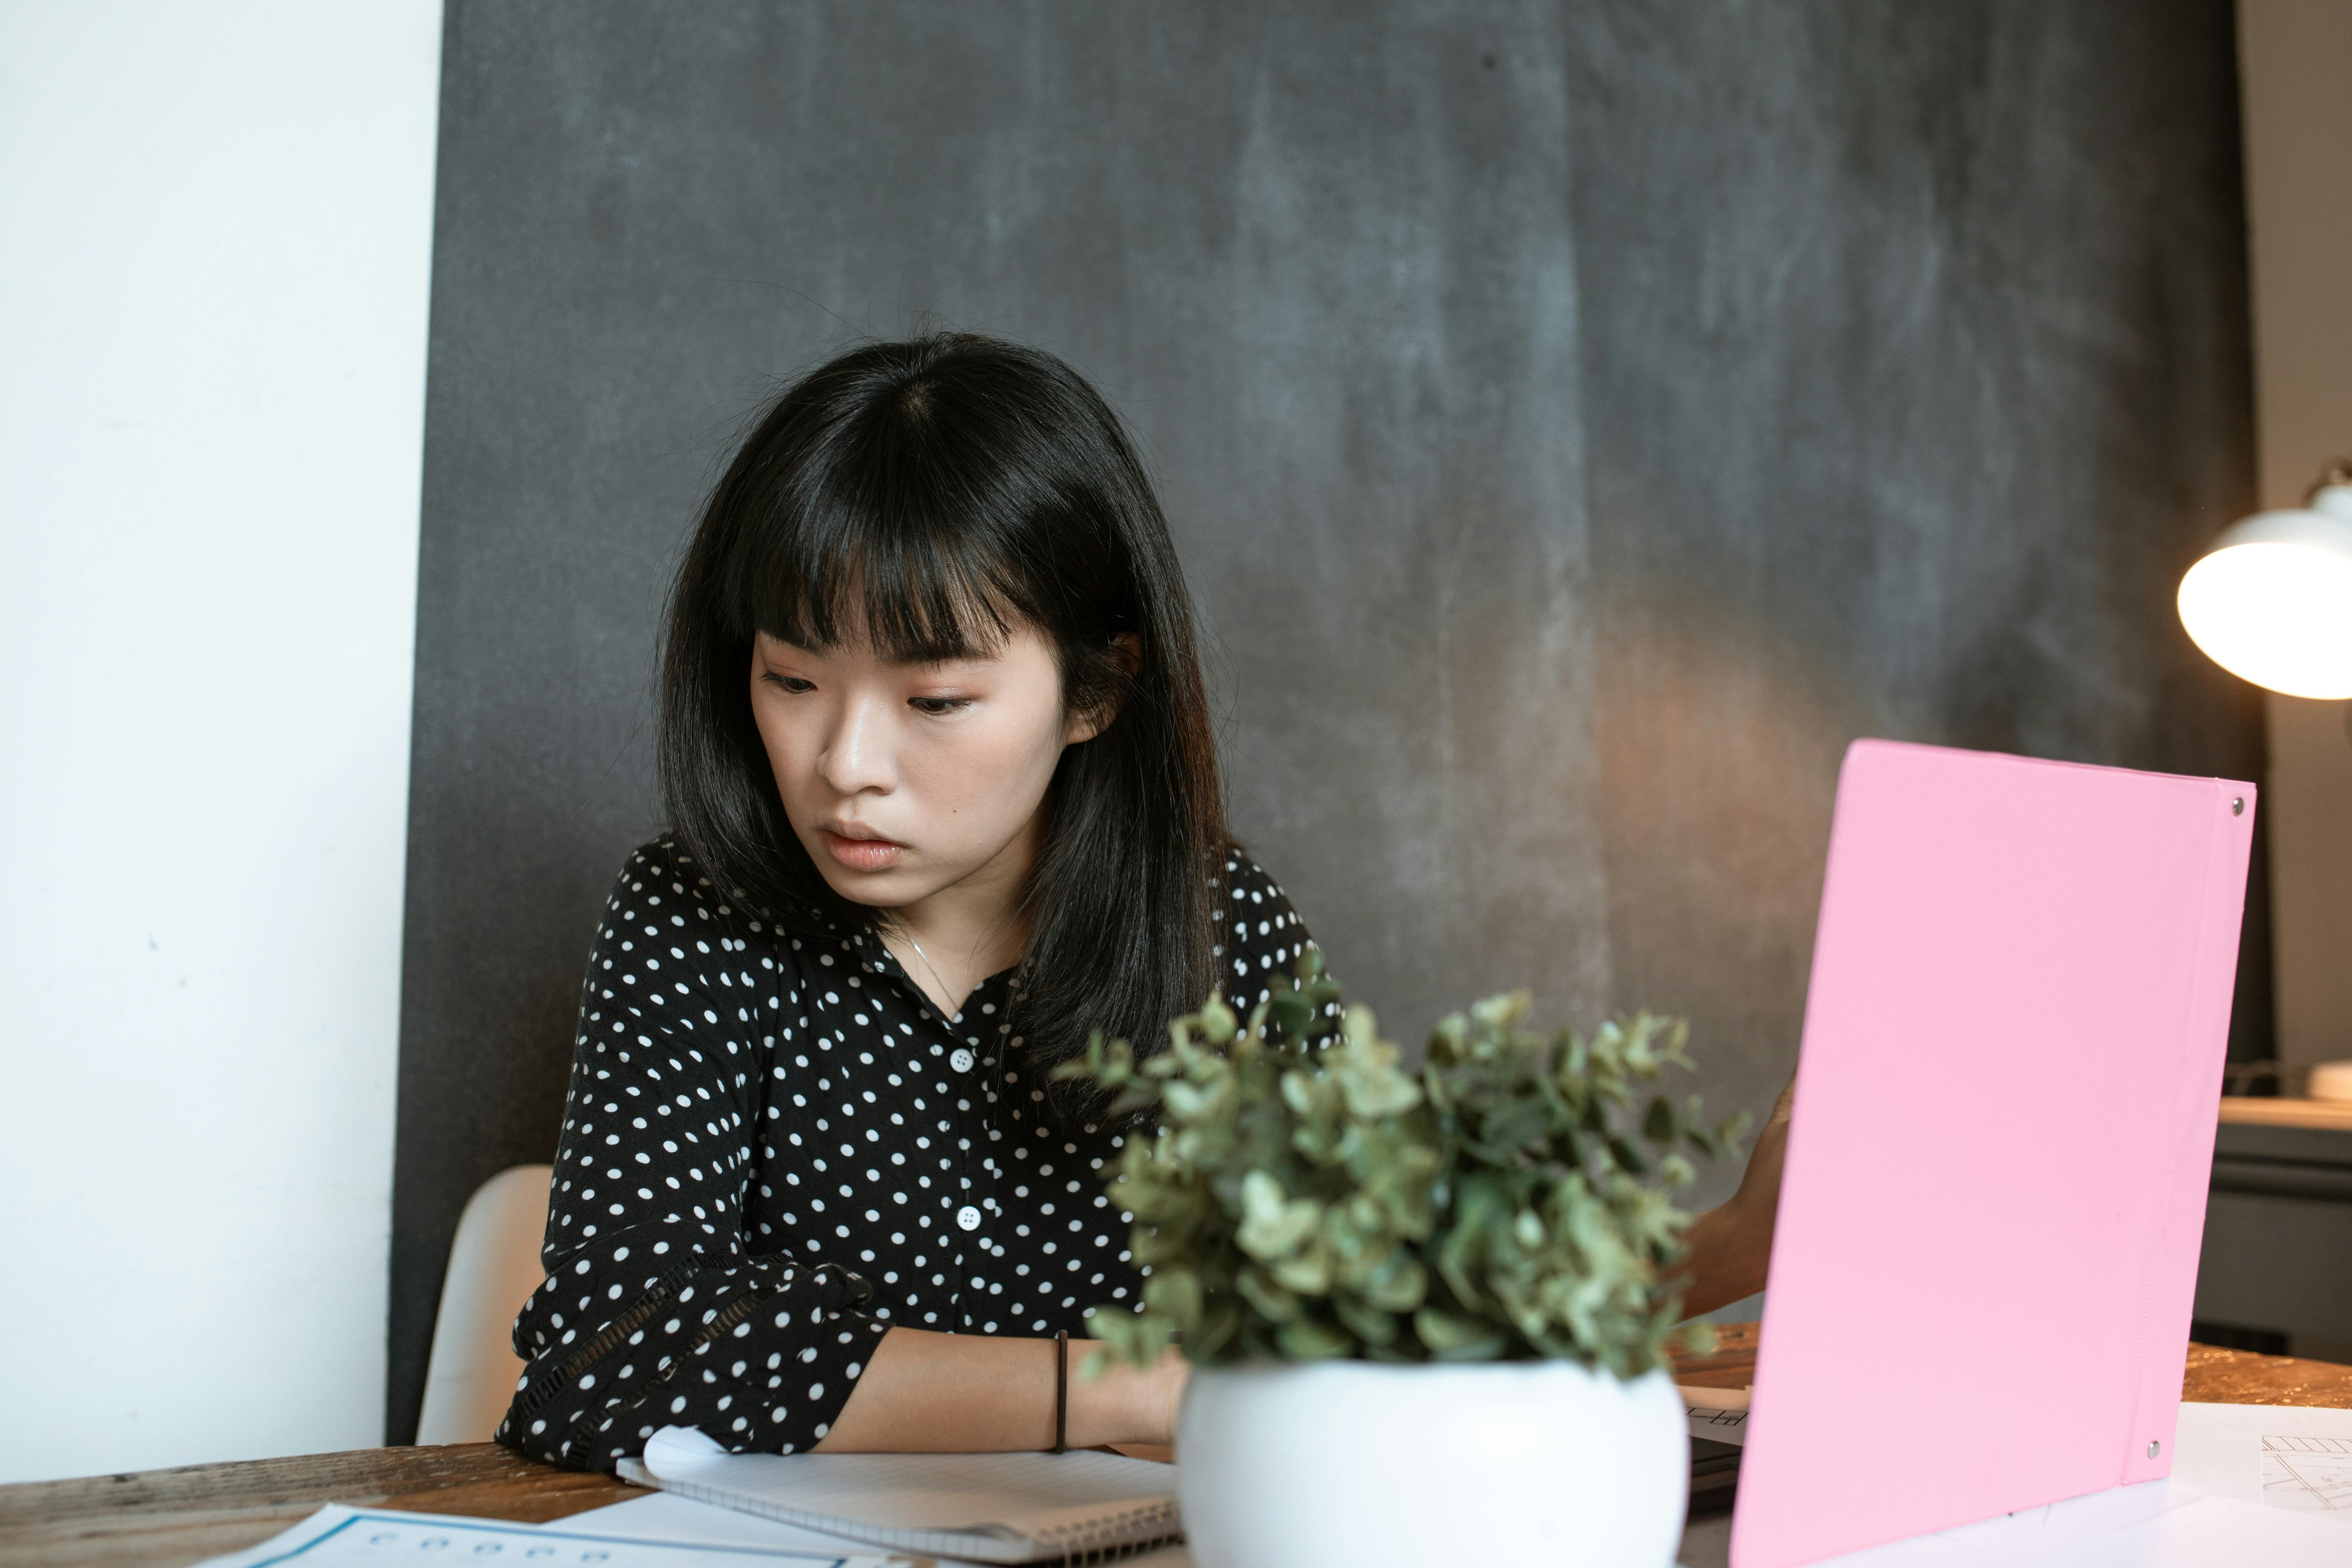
left=2218, top=1095, right=2352, bottom=1132
left=7, top=1330, right=2347, bottom=1568
left=0, top=1444, right=629, bottom=1568
left=1660, top=1323, right=2352, bottom=1410
left=2182, top=1340, right=2352, bottom=1407
left=1670, top=1320, right=1763, bottom=1390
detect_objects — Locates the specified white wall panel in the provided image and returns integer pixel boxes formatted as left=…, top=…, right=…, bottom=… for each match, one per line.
left=0, top=0, right=442, bottom=1480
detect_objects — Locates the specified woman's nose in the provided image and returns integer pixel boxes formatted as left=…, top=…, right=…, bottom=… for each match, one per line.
left=816, top=696, right=897, bottom=795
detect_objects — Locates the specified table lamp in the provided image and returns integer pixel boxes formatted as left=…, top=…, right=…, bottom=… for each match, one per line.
left=2177, top=460, right=2352, bottom=700
left=2179, top=459, right=2352, bottom=1104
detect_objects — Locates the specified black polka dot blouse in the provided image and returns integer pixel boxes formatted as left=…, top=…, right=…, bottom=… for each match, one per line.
left=496, top=838, right=1318, bottom=1471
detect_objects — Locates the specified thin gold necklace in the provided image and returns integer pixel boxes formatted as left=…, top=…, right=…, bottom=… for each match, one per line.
left=899, top=927, right=956, bottom=1014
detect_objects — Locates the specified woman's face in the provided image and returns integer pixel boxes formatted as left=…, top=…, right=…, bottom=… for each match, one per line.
left=750, top=624, right=1099, bottom=912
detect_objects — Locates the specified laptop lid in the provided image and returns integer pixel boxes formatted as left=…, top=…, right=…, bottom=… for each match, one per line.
left=1730, top=740, right=2256, bottom=1568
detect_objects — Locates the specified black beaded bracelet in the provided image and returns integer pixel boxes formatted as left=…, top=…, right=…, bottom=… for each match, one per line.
left=1051, top=1329, right=1069, bottom=1454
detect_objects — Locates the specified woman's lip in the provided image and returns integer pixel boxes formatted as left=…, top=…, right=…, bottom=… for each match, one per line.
left=819, top=828, right=905, bottom=871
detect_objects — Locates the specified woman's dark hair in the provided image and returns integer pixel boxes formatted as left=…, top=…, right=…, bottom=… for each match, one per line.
left=658, top=333, right=1228, bottom=1087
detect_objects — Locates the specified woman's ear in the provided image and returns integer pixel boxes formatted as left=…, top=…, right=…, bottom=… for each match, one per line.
left=1064, top=633, right=1143, bottom=744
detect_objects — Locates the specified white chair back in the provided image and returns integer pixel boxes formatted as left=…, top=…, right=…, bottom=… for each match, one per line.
left=416, top=1164, right=553, bottom=1445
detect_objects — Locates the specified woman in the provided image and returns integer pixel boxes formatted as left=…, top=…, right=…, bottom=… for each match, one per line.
left=497, top=334, right=1787, bottom=1472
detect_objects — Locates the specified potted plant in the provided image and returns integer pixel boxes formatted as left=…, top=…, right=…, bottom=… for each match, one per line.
left=1056, top=953, right=1747, bottom=1568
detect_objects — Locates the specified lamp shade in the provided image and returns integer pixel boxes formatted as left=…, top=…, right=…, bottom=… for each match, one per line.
left=2176, top=482, right=2352, bottom=699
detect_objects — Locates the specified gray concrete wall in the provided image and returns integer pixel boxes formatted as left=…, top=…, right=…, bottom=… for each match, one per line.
left=2239, top=0, right=2352, bottom=1078
left=391, top=0, right=2263, bottom=1440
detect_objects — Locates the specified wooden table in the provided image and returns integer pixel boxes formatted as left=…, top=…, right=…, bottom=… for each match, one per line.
left=8, top=1331, right=2352, bottom=1568
left=0, top=1445, right=630, bottom=1568
left=2218, top=1095, right=2352, bottom=1133
left=1675, top=1323, right=2352, bottom=1409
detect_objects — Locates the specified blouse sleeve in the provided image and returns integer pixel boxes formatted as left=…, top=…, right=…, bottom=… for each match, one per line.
left=495, top=842, right=890, bottom=1472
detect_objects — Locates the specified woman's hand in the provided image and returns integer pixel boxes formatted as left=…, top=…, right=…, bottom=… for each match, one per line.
left=1093, top=1345, right=1189, bottom=1457
left=1675, top=1074, right=1795, bottom=1320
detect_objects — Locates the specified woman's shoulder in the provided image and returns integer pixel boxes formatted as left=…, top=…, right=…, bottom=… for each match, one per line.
left=1218, top=845, right=1298, bottom=914
left=595, top=836, right=790, bottom=949
left=1215, top=844, right=1319, bottom=1010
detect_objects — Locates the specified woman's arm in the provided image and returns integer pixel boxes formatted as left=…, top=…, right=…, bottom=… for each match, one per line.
left=1675, top=1075, right=1795, bottom=1320
left=815, top=1329, right=1188, bottom=1452
left=500, top=843, right=890, bottom=1471
left=820, top=1077, right=1795, bottom=1454
left=821, top=1075, right=1792, bottom=1451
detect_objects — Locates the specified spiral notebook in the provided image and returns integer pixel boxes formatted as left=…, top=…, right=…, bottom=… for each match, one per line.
left=616, top=1426, right=1180, bottom=1564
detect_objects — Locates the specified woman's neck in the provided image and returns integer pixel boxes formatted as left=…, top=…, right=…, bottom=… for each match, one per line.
left=876, top=810, right=1041, bottom=1018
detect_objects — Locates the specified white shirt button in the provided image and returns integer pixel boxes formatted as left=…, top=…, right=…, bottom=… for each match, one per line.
left=956, top=1205, right=983, bottom=1232
left=950, top=1047, right=976, bottom=1073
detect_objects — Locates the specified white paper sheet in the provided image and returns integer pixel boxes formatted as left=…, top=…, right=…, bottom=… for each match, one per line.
left=2167, top=1399, right=2352, bottom=1515
left=2261, top=1434, right=2352, bottom=1513
left=1684, top=1398, right=1750, bottom=1447
left=188, top=1503, right=894, bottom=1568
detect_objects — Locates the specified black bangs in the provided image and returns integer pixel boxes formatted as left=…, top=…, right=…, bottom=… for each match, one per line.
left=657, top=332, right=1228, bottom=1113
left=713, top=409, right=1038, bottom=664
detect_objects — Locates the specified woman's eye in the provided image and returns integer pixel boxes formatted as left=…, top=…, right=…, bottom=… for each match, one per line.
left=909, top=696, right=971, bottom=716
left=763, top=673, right=814, bottom=694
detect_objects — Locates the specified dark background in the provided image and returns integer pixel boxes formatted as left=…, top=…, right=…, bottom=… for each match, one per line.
left=391, top=0, right=2266, bottom=1441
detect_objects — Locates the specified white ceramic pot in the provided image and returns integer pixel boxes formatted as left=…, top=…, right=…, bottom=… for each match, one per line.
left=1176, top=1358, right=1686, bottom=1568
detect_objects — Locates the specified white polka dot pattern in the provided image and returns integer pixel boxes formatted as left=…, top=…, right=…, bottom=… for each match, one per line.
left=494, top=839, right=1316, bottom=1470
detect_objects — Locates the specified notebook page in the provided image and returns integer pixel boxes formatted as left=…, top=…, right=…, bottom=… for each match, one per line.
left=637, top=1426, right=1178, bottom=1556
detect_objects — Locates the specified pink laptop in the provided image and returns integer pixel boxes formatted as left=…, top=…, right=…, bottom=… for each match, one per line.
left=1730, top=740, right=2257, bottom=1568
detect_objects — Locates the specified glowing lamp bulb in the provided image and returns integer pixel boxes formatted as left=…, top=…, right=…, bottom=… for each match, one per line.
left=2176, top=482, right=2352, bottom=700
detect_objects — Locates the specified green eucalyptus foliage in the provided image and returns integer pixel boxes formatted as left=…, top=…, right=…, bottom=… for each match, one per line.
left=1052, top=952, right=1749, bottom=1377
